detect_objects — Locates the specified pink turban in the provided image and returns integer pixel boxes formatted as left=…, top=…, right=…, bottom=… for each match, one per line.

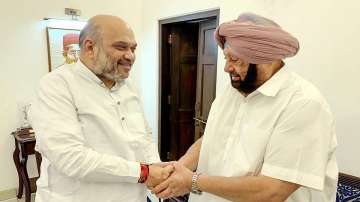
left=214, top=13, right=299, bottom=64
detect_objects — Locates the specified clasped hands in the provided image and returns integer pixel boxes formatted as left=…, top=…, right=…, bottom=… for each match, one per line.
left=145, top=162, right=194, bottom=199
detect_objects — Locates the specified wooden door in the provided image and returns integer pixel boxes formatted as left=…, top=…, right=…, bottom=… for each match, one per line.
left=168, top=23, right=199, bottom=160
left=194, top=19, right=218, bottom=140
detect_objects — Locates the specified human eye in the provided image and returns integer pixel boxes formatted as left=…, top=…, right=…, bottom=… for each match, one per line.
left=114, top=45, right=127, bottom=50
left=230, top=56, right=238, bottom=61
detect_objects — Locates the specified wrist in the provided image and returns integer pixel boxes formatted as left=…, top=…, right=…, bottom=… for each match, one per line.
left=178, top=157, right=186, bottom=166
left=191, top=173, right=202, bottom=195
left=179, top=157, right=196, bottom=171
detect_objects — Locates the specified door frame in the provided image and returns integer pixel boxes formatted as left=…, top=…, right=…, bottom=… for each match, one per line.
left=158, top=9, right=220, bottom=156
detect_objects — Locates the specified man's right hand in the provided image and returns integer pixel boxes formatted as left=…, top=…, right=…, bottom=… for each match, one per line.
left=145, top=164, right=174, bottom=188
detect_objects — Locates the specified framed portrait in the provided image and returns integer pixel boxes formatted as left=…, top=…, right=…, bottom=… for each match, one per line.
left=46, top=27, right=81, bottom=71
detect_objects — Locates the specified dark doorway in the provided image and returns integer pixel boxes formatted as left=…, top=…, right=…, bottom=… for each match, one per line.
left=159, top=9, right=219, bottom=161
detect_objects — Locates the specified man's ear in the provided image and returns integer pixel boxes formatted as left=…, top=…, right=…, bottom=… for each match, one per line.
left=83, top=39, right=96, bottom=59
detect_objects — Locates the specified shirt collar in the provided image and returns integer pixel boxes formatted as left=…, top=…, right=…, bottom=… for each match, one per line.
left=76, top=60, right=104, bottom=85
left=256, top=67, right=289, bottom=97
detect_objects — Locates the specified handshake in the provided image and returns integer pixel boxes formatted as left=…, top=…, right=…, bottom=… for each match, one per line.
left=144, top=162, right=195, bottom=199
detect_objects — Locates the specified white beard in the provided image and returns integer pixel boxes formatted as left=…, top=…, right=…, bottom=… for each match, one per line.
left=93, top=48, right=125, bottom=82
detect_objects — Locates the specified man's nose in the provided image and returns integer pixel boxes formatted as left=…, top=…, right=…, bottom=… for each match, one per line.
left=124, top=50, right=135, bottom=62
left=224, top=62, right=234, bottom=73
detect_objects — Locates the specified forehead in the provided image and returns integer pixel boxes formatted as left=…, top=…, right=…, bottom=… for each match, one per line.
left=102, top=25, right=137, bottom=46
left=223, top=47, right=248, bottom=65
left=223, top=43, right=233, bottom=55
left=223, top=47, right=237, bottom=58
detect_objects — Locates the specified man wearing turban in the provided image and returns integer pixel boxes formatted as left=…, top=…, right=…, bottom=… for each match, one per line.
left=62, top=33, right=80, bottom=64
left=152, top=13, right=338, bottom=202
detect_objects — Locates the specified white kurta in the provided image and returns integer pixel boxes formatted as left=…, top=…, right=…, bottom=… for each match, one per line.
left=190, top=67, right=338, bottom=202
left=31, top=61, right=160, bottom=202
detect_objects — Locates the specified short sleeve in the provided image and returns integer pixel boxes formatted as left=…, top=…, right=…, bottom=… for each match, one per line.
left=261, top=99, right=334, bottom=190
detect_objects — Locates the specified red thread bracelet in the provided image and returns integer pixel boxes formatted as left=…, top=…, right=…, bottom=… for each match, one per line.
left=138, top=163, right=149, bottom=183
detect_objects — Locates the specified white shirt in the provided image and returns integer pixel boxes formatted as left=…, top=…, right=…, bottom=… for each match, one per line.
left=190, top=67, right=338, bottom=202
left=31, top=61, right=160, bottom=202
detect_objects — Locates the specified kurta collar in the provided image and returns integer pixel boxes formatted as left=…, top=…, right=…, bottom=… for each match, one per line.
left=256, top=67, right=289, bottom=97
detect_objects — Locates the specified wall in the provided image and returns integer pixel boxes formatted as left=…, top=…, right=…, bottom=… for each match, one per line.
left=140, top=0, right=360, bottom=176
left=1, top=0, right=360, bottom=195
left=0, top=0, right=143, bottom=192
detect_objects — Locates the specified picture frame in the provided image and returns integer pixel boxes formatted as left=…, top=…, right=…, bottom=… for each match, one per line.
left=46, top=27, right=81, bottom=72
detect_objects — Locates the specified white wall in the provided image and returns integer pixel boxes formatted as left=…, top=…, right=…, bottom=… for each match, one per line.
left=1, top=0, right=360, bottom=194
left=140, top=0, right=360, bottom=176
left=0, top=0, right=143, bottom=191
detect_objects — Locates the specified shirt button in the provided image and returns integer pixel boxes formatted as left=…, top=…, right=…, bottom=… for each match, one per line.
left=121, top=117, right=125, bottom=120
left=117, top=101, right=121, bottom=105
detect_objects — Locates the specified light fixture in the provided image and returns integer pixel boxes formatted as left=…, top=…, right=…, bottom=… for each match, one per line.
left=65, top=8, right=81, bottom=20
left=43, top=8, right=87, bottom=29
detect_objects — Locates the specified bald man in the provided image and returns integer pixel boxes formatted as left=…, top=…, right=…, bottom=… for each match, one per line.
left=31, top=15, right=172, bottom=202
left=152, top=13, right=338, bottom=202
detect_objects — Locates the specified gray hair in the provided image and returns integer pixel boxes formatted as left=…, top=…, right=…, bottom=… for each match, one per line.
left=79, top=22, right=101, bottom=49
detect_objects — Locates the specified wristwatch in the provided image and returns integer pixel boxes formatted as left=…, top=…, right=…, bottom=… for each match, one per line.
left=191, top=173, right=202, bottom=195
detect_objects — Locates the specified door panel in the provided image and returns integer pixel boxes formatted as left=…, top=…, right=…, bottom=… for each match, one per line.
left=160, top=18, right=218, bottom=161
left=169, top=24, right=198, bottom=160
left=201, top=64, right=216, bottom=120
left=195, top=19, right=218, bottom=140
